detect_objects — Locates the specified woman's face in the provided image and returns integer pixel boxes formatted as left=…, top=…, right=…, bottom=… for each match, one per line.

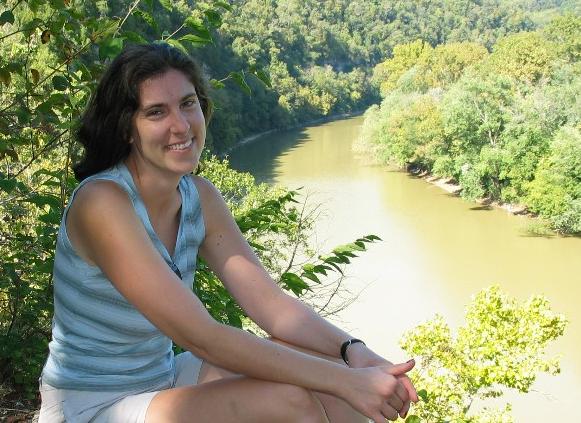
left=128, top=68, right=206, bottom=178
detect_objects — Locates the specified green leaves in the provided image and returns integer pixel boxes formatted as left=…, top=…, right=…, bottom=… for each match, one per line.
left=280, top=235, right=380, bottom=296
left=184, top=16, right=212, bottom=42
left=281, top=272, right=311, bottom=296
left=213, top=1, right=233, bottom=12
left=417, top=389, right=428, bottom=402
left=158, top=0, right=173, bottom=12
left=229, top=71, right=251, bottom=95
left=134, top=8, right=159, bottom=35
left=0, top=10, right=15, bottom=25
left=249, top=64, right=272, bottom=88
left=51, top=75, right=69, bottom=91
left=400, top=286, right=567, bottom=422
left=204, top=9, right=222, bottom=27
left=99, top=37, right=125, bottom=60
left=179, top=34, right=211, bottom=47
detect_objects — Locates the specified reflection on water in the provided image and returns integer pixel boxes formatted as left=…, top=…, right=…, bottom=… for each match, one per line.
left=229, top=115, right=581, bottom=422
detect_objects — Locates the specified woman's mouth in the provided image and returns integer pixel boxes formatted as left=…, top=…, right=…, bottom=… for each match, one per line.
left=167, top=138, right=193, bottom=151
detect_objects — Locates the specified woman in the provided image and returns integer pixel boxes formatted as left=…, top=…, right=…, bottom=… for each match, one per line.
left=39, top=43, right=418, bottom=423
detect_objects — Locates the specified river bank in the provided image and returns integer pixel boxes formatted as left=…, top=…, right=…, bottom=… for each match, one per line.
left=414, top=170, right=529, bottom=216
left=222, top=110, right=365, bottom=156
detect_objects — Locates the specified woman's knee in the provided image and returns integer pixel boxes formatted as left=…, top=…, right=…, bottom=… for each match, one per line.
left=274, top=383, right=328, bottom=423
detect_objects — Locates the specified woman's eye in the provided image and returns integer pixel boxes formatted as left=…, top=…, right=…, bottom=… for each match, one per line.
left=146, top=109, right=162, bottom=117
left=182, top=99, right=197, bottom=108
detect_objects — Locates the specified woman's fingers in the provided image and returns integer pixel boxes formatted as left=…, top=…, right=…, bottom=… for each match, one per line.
left=386, top=359, right=415, bottom=376
left=387, top=395, right=404, bottom=412
left=399, top=399, right=411, bottom=418
left=398, top=374, right=419, bottom=402
left=381, top=403, right=399, bottom=421
left=387, top=360, right=419, bottom=404
left=395, top=380, right=409, bottom=403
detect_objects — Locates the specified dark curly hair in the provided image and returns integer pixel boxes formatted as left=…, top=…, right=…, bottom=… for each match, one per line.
left=73, top=42, right=213, bottom=181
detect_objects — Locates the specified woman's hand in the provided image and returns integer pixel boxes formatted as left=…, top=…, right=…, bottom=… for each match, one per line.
left=345, top=343, right=419, bottom=419
left=339, top=360, right=416, bottom=422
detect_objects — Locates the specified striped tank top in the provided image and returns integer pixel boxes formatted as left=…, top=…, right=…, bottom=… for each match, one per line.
left=41, top=162, right=205, bottom=391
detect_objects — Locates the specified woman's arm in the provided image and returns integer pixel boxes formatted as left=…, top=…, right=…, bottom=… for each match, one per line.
left=69, top=180, right=412, bottom=421
left=194, top=176, right=417, bottom=403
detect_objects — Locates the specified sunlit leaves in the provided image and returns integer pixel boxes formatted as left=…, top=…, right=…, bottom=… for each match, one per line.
left=184, top=16, right=212, bottom=42
left=210, top=78, right=225, bottom=89
left=214, top=0, right=233, bottom=12
left=249, top=64, right=272, bottom=88
left=179, top=34, right=210, bottom=47
left=158, top=0, right=173, bottom=12
left=400, top=286, right=567, bottom=422
left=133, top=8, right=159, bottom=35
left=487, top=32, right=557, bottom=84
left=281, top=235, right=380, bottom=296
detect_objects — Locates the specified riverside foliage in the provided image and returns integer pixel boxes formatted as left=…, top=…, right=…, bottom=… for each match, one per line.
left=358, top=14, right=581, bottom=234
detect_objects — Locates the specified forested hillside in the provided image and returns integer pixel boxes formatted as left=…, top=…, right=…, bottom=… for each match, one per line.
left=358, top=13, right=580, bottom=234
left=207, top=0, right=542, bottom=151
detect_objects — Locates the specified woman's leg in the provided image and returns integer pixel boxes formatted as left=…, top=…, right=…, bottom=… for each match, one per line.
left=145, top=376, right=328, bottom=423
left=189, top=339, right=367, bottom=423
left=270, top=338, right=368, bottom=423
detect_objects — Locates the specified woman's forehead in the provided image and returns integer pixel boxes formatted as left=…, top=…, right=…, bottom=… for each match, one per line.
left=138, top=69, right=196, bottom=104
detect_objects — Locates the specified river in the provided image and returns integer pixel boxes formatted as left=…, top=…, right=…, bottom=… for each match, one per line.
left=228, top=115, right=581, bottom=422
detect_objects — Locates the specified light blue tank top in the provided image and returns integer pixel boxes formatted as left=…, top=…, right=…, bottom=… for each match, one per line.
left=41, top=162, right=205, bottom=391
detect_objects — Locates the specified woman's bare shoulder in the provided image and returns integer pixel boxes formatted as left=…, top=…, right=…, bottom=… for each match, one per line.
left=189, top=174, right=220, bottom=200
left=67, top=180, right=139, bottom=263
left=73, top=179, right=131, bottom=207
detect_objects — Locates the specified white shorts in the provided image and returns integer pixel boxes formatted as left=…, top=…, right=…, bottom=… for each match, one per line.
left=38, top=352, right=203, bottom=423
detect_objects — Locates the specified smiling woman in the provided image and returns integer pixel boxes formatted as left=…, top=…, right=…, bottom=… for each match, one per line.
left=38, top=43, right=418, bottom=423
left=130, top=69, right=206, bottom=178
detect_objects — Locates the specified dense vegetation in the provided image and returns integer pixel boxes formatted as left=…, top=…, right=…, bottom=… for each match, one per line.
left=0, top=0, right=572, bottom=420
left=358, top=14, right=581, bottom=234
left=210, top=0, right=542, bottom=152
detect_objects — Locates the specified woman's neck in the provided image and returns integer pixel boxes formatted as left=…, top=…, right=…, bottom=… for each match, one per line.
left=124, top=157, right=182, bottom=220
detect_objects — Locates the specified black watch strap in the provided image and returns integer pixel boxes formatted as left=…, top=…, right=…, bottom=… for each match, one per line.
left=340, top=338, right=365, bottom=365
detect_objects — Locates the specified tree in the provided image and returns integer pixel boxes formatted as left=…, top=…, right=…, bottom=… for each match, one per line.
left=486, top=31, right=557, bottom=84
left=526, top=126, right=581, bottom=233
left=543, top=13, right=581, bottom=62
left=441, top=73, right=516, bottom=199
left=417, top=42, right=488, bottom=89
left=401, top=286, right=567, bottom=423
left=372, top=40, right=433, bottom=95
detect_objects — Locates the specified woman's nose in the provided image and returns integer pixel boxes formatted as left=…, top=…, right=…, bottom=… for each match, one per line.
left=170, top=110, right=190, bottom=134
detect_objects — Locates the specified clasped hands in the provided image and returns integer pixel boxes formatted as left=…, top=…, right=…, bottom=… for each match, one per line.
left=344, top=343, right=419, bottom=422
